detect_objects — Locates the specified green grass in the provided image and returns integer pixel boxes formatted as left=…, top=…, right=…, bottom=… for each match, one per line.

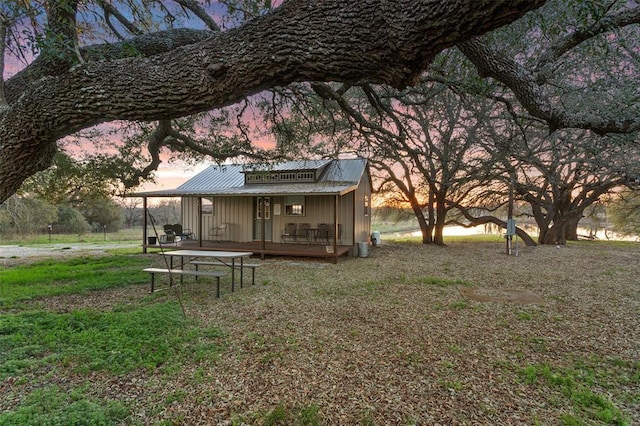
left=415, top=276, right=469, bottom=287
left=0, top=301, right=225, bottom=424
left=0, top=302, right=225, bottom=378
left=0, top=252, right=228, bottom=424
left=0, top=385, right=130, bottom=425
left=518, top=361, right=632, bottom=425
left=0, top=255, right=150, bottom=306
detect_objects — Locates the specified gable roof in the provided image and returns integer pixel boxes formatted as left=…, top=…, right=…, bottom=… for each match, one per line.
left=134, top=158, right=368, bottom=197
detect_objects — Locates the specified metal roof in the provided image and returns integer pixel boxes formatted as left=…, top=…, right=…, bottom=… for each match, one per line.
left=133, top=158, right=368, bottom=197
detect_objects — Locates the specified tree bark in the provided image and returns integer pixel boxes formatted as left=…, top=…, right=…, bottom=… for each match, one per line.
left=0, top=0, right=545, bottom=203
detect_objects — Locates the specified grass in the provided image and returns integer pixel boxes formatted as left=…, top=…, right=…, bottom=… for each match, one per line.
left=0, top=300, right=226, bottom=424
left=0, top=251, right=227, bottom=425
left=518, top=360, right=632, bottom=425
left=0, top=255, right=150, bottom=306
left=0, top=236, right=638, bottom=424
left=0, top=302, right=224, bottom=378
left=1, top=385, right=130, bottom=425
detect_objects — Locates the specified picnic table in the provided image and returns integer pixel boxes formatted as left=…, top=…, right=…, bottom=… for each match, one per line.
left=166, top=249, right=255, bottom=288
left=144, top=249, right=256, bottom=296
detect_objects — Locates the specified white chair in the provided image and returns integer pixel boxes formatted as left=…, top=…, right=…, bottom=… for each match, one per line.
left=209, top=223, right=228, bottom=241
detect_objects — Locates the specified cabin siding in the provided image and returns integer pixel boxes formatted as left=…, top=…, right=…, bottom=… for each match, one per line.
left=269, top=195, right=355, bottom=245
left=182, top=193, right=359, bottom=248
left=181, top=196, right=254, bottom=242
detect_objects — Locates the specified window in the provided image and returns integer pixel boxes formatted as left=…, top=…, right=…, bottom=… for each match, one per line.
left=201, top=198, right=213, bottom=215
left=280, top=172, right=296, bottom=181
left=364, top=195, right=369, bottom=217
left=246, top=174, right=263, bottom=182
left=297, top=172, right=315, bottom=181
left=256, top=197, right=271, bottom=220
left=284, top=195, right=305, bottom=216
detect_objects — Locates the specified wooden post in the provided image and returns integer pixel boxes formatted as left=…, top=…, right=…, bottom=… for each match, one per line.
left=261, top=197, right=266, bottom=259
left=198, top=197, right=203, bottom=248
left=333, top=194, right=339, bottom=264
left=142, top=197, right=148, bottom=254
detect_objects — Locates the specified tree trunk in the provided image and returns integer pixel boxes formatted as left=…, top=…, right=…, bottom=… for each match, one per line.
left=540, top=221, right=567, bottom=245
left=433, top=192, right=447, bottom=245
left=411, top=197, right=432, bottom=244
left=0, top=0, right=545, bottom=203
left=565, top=216, right=581, bottom=241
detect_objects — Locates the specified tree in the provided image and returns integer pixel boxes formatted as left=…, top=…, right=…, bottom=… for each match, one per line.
left=608, top=189, right=640, bottom=238
left=55, top=204, right=91, bottom=235
left=119, top=196, right=142, bottom=229
left=18, top=152, right=118, bottom=205
left=0, top=195, right=58, bottom=236
left=148, top=200, right=182, bottom=229
left=307, top=77, right=501, bottom=245
left=501, top=128, right=638, bottom=244
left=458, top=0, right=640, bottom=135
left=433, top=0, right=640, bottom=244
left=78, top=195, right=124, bottom=232
left=0, top=0, right=548, bottom=203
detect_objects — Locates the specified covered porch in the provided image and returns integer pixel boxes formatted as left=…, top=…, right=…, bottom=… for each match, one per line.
left=143, top=238, right=353, bottom=262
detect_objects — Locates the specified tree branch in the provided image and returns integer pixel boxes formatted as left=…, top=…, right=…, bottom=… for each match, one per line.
left=5, top=28, right=216, bottom=105
left=174, top=0, right=221, bottom=32
left=0, top=0, right=545, bottom=203
left=535, top=6, right=640, bottom=80
left=459, top=37, right=640, bottom=134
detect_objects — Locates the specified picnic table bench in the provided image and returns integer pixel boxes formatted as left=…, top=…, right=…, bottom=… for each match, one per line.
left=143, top=268, right=227, bottom=297
left=191, top=261, right=261, bottom=287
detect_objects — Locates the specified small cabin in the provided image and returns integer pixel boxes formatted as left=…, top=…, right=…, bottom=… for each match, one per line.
left=136, top=158, right=372, bottom=260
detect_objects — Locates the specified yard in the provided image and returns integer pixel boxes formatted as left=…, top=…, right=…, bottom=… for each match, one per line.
left=1, top=237, right=638, bottom=425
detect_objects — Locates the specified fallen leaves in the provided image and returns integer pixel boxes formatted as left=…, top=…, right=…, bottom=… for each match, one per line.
left=3, top=241, right=639, bottom=424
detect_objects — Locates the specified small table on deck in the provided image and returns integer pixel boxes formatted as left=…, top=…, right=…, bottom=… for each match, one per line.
left=162, top=250, right=253, bottom=291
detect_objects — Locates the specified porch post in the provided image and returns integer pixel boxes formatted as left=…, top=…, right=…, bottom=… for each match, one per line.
left=198, top=197, right=203, bottom=247
left=261, top=197, right=266, bottom=259
left=142, top=197, right=148, bottom=254
left=333, top=195, right=339, bottom=264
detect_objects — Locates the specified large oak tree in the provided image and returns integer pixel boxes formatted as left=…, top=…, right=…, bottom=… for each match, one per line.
left=0, top=0, right=547, bottom=203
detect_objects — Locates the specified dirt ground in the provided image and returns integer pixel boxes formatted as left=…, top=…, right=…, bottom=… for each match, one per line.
left=3, top=239, right=640, bottom=424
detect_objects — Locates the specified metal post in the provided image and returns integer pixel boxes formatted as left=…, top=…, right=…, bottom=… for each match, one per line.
left=143, top=197, right=148, bottom=254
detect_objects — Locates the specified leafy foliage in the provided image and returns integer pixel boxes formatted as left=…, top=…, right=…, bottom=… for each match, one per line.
left=608, top=189, right=640, bottom=237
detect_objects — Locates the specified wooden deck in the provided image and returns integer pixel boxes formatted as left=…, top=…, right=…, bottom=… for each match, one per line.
left=143, top=239, right=353, bottom=262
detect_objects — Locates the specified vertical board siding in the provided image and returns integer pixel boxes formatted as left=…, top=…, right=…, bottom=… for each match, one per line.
left=180, top=178, right=369, bottom=254
left=182, top=196, right=254, bottom=242
left=271, top=195, right=355, bottom=245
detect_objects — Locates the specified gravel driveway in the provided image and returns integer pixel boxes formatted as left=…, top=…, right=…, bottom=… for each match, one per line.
left=0, top=243, right=139, bottom=266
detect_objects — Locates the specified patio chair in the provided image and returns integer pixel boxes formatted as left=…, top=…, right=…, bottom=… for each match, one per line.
left=282, top=223, right=297, bottom=243
left=162, top=224, right=176, bottom=243
left=316, top=223, right=331, bottom=244
left=297, top=223, right=311, bottom=243
left=173, top=223, right=194, bottom=240
left=209, top=223, right=228, bottom=241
